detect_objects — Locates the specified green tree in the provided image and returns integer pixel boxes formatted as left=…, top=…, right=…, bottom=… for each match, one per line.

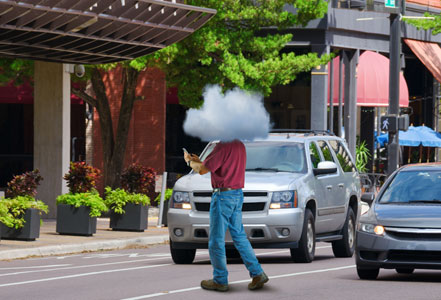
left=404, top=12, right=441, bottom=35
left=153, top=0, right=330, bottom=107
left=0, top=0, right=329, bottom=189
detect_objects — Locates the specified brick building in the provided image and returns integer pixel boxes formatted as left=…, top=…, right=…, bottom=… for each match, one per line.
left=90, top=66, right=166, bottom=191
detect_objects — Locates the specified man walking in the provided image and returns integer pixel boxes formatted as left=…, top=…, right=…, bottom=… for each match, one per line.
left=184, top=139, right=268, bottom=292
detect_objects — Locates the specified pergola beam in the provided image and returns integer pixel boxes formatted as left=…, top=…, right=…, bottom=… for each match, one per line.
left=0, top=0, right=216, bottom=64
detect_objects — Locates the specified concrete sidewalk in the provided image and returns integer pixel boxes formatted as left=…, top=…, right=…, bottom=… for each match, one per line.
left=0, top=208, right=169, bottom=261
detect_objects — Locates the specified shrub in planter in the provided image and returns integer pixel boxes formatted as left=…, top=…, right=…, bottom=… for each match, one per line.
left=56, top=162, right=107, bottom=236
left=56, top=192, right=108, bottom=217
left=105, top=187, right=150, bottom=231
left=0, top=199, right=9, bottom=242
left=64, top=162, right=101, bottom=194
left=121, top=164, right=156, bottom=199
left=1, top=170, right=48, bottom=240
left=154, top=188, right=173, bottom=226
left=5, top=169, right=43, bottom=199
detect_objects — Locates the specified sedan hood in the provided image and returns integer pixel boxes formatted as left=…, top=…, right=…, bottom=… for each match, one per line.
left=173, top=171, right=305, bottom=192
left=374, top=203, right=441, bottom=228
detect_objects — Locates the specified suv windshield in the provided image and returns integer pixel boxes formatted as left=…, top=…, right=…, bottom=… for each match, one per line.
left=245, top=141, right=307, bottom=173
left=379, top=170, right=441, bottom=204
left=199, top=141, right=307, bottom=173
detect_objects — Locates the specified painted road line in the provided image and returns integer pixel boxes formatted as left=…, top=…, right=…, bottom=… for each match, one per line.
left=0, top=263, right=173, bottom=288
left=121, top=265, right=356, bottom=300
left=0, top=247, right=334, bottom=279
left=0, top=264, right=71, bottom=270
left=0, top=257, right=171, bottom=278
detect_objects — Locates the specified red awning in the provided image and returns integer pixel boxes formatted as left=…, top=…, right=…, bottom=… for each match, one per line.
left=166, top=87, right=180, bottom=105
left=0, top=81, right=84, bottom=104
left=0, top=81, right=33, bottom=104
left=404, top=39, right=441, bottom=84
left=328, top=51, right=409, bottom=107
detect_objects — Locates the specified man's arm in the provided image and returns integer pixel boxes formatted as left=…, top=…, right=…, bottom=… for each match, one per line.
left=184, top=153, right=210, bottom=175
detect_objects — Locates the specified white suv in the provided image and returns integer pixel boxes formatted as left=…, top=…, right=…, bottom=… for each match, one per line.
left=168, top=131, right=361, bottom=264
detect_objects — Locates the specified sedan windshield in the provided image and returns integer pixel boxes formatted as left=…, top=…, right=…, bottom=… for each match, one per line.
left=245, top=142, right=307, bottom=173
left=379, top=170, right=441, bottom=204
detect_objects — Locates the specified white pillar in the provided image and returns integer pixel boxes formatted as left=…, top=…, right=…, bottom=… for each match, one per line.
left=34, top=62, right=71, bottom=218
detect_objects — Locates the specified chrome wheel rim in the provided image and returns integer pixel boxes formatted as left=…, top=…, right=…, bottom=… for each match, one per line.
left=307, top=220, right=314, bottom=254
left=348, top=217, right=355, bottom=249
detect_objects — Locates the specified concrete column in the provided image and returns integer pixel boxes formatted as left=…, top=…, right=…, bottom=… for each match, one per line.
left=34, top=62, right=71, bottom=219
left=343, top=49, right=359, bottom=158
left=338, top=52, right=344, bottom=138
left=311, top=45, right=330, bottom=131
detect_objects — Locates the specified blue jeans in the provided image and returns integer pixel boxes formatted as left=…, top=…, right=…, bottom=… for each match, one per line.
left=209, top=189, right=263, bottom=285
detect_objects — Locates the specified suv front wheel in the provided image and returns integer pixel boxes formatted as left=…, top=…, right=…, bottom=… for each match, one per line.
left=170, top=240, right=196, bottom=264
left=290, top=209, right=315, bottom=263
left=332, top=207, right=355, bottom=257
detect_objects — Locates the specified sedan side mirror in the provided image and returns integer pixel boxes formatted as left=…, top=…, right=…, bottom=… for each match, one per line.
left=361, top=192, right=375, bottom=207
left=313, top=161, right=338, bottom=176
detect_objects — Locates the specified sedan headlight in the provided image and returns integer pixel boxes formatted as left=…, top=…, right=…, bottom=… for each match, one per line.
left=359, top=223, right=385, bottom=236
left=270, top=191, right=297, bottom=209
left=171, top=191, right=191, bottom=209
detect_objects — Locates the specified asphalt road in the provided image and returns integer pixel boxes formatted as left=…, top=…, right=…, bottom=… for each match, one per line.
left=0, top=243, right=440, bottom=300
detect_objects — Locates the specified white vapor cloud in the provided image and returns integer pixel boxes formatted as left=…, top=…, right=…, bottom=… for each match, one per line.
left=183, top=85, right=271, bottom=142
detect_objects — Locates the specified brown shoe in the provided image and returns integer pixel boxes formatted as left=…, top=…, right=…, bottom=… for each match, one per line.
left=201, top=279, right=229, bottom=292
left=248, top=272, right=269, bottom=290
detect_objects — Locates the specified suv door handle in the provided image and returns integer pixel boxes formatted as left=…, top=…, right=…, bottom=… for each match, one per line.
left=338, top=183, right=344, bottom=188
left=326, top=185, right=332, bottom=190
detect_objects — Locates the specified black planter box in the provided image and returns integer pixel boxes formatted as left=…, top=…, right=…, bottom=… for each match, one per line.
left=110, top=203, right=148, bottom=232
left=1, top=208, right=41, bottom=241
left=56, top=204, right=97, bottom=236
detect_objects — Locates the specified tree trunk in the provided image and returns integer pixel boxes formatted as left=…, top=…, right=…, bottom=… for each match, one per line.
left=106, top=67, right=139, bottom=188
left=73, top=67, right=140, bottom=190
left=90, top=69, right=115, bottom=188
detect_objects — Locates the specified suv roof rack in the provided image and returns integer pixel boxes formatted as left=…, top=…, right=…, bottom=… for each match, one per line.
left=270, top=129, right=335, bottom=136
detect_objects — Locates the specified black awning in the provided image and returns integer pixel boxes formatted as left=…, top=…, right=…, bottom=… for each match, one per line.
left=0, top=0, right=215, bottom=64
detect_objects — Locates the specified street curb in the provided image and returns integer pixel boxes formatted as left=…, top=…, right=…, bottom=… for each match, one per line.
left=0, top=235, right=169, bottom=261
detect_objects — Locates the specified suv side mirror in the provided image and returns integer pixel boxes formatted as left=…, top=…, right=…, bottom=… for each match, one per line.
left=361, top=192, right=375, bottom=206
left=313, top=161, right=338, bottom=176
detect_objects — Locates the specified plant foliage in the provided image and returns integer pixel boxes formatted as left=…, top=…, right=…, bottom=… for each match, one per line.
left=104, top=187, right=150, bottom=214
left=6, top=169, right=43, bottom=198
left=154, top=188, right=173, bottom=204
left=0, top=196, right=48, bottom=229
left=64, top=162, right=101, bottom=194
left=404, top=12, right=441, bottom=35
left=121, top=164, right=156, bottom=195
left=149, top=0, right=330, bottom=107
left=356, top=140, right=371, bottom=173
left=56, top=192, right=107, bottom=217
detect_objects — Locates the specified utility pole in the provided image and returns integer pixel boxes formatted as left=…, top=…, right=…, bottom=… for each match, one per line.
left=387, top=0, right=403, bottom=175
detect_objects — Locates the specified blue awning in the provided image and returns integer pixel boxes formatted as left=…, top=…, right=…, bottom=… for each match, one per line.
left=377, top=126, right=441, bottom=147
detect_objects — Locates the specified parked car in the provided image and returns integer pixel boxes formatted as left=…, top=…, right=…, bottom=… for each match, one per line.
left=356, top=163, right=441, bottom=280
left=168, top=130, right=361, bottom=264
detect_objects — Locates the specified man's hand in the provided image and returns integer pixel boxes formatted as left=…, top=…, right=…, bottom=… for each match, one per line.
left=189, top=154, right=201, bottom=163
left=184, top=152, right=192, bottom=164
left=184, top=152, right=201, bottom=164
left=183, top=152, right=209, bottom=175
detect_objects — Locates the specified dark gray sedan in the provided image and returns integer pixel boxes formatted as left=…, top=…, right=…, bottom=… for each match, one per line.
left=356, top=163, right=441, bottom=280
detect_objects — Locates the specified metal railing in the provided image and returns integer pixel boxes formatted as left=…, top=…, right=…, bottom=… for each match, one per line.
left=359, top=172, right=387, bottom=194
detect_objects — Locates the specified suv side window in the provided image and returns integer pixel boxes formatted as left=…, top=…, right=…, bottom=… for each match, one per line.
left=309, top=142, right=321, bottom=168
left=328, top=140, right=356, bottom=172
left=317, top=140, right=335, bottom=163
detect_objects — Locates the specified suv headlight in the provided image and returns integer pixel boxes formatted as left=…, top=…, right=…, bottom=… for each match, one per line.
left=171, top=191, right=191, bottom=209
left=270, top=191, right=297, bottom=209
left=358, top=223, right=385, bottom=236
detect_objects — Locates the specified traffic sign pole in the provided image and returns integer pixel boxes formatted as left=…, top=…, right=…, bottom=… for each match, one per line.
left=387, top=0, right=403, bottom=175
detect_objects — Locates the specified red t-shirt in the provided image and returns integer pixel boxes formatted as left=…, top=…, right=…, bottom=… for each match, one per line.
left=203, top=140, right=246, bottom=189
